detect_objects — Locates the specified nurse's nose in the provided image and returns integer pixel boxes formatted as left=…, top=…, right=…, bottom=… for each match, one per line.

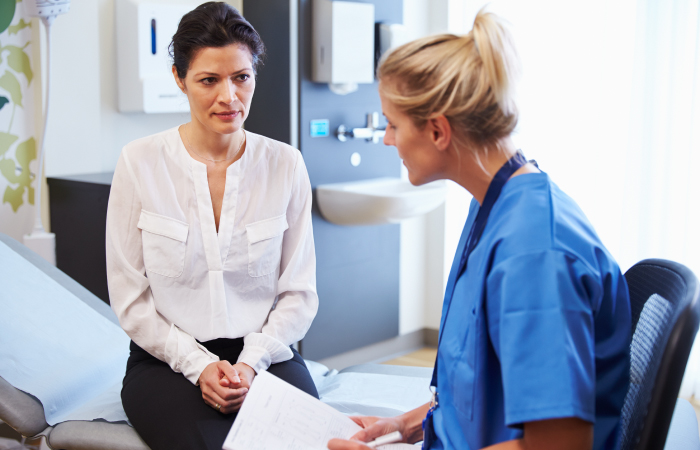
left=383, top=128, right=394, bottom=146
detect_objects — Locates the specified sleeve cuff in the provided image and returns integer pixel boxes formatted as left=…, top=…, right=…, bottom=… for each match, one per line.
left=181, top=346, right=220, bottom=385
left=236, top=333, right=294, bottom=374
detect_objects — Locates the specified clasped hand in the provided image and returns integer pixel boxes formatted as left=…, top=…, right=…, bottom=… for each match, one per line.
left=198, top=361, right=256, bottom=414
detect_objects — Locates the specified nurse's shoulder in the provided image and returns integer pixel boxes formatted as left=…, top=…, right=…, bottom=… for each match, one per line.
left=491, top=173, right=616, bottom=274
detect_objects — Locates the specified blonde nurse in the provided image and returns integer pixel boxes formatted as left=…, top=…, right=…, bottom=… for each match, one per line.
left=329, top=9, right=631, bottom=450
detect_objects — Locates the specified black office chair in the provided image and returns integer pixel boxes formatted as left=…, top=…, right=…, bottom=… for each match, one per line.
left=620, top=259, right=700, bottom=450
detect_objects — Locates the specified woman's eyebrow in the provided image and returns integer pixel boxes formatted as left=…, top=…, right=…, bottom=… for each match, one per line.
left=194, top=71, right=220, bottom=77
left=193, top=68, right=253, bottom=77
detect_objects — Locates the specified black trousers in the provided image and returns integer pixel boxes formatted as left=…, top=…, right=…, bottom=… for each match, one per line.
left=121, top=338, right=319, bottom=450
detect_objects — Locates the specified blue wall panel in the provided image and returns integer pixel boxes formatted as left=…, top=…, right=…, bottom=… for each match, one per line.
left=246, top=0, right=404, bottom=360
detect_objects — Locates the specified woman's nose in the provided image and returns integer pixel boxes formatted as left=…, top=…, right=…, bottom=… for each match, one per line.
left=218, top=80, right=237, bottom=104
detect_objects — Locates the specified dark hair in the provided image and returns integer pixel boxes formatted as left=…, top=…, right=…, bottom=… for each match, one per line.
left=169, top=2, right=265, bottom=79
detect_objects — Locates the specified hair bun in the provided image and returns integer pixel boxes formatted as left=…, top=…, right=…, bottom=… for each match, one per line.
left=471, top=8, right=519, bottom=116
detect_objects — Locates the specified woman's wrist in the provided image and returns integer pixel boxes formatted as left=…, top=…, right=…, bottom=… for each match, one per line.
left=235, top=362, right=257, bottom=379
left=399, top=403, right=431, bottom=443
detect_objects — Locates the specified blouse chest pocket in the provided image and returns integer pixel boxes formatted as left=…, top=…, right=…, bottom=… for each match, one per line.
left=137, top=210, right=189, bottom=278
left=246, top=214, right=289, bottom=278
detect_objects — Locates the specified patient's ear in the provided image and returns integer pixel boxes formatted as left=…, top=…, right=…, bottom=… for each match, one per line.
left=172, top=66, right=186, bottom=93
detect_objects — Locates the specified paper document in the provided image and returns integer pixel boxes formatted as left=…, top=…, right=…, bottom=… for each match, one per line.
left=223, top=371, right=416, bottom=450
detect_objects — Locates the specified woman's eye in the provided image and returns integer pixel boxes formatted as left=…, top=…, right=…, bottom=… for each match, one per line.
left=237, top=74, right=250, bottom=82
left=201, top=77, right=216, bottom=85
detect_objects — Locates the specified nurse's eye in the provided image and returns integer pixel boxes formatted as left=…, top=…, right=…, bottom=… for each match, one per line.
left=235, top=73, right=251, bottom=82
left=200, top=77, right=217, bottom=85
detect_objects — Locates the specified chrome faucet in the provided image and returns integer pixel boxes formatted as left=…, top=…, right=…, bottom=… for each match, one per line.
left=336, top=112, right=386, bottom=144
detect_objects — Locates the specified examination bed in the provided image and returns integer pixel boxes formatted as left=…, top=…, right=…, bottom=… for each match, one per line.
left=0, top=233, right=431, bottom=450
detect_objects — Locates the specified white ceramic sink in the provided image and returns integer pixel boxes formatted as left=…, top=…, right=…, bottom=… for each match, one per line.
left=316, top=177, right=447, bottom=226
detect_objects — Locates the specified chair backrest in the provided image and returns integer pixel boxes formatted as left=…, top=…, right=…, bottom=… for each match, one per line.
left=620, top=259, right=700, bottom=450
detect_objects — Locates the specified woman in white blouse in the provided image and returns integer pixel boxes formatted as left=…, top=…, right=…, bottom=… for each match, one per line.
left=105, top=3, right=318, bottom=449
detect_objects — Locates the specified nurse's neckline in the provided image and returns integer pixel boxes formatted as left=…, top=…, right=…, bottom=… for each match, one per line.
left=499, top=169, right=547, bottom=194
left=472, top=161, right=542, bottom=205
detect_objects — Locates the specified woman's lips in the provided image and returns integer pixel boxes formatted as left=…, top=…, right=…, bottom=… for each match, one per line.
left=214, top=111, right=239, bottom=120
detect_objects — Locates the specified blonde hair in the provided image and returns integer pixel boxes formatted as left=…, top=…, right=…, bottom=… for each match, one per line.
left=377, top=8, right=520, bottom=155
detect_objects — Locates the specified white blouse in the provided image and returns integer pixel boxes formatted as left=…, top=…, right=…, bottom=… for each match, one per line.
left=106, top=127, right=318, bottom=385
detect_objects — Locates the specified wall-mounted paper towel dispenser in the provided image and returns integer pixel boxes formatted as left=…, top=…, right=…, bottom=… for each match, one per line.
left=312, top=0, right=375, bottom=95
left=378, top=23, right=409, bottom=57
left=116, top=0, right=192, bottom=113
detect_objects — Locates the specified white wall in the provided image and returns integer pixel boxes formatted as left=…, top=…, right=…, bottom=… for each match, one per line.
left=41, top=0, right=101, bottom=177
left=400, top=198, right=446, bottom=334
left=41, top=0, right=242, bottom=177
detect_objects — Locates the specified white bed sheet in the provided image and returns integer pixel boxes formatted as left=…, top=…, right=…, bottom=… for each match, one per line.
left=307, top=361, right=431, bottom=417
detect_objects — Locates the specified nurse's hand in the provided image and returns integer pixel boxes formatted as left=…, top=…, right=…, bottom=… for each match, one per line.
left=198, top=361, right=252, bottom=414
left=327, top=439, right=372, bottom=450
left=327, top=416, right=405, bottom=449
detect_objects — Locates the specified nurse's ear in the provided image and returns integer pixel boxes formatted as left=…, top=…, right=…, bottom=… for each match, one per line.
left=173, top=65, right=186, bottom=93
left=427, top=114, right=452, bottom=153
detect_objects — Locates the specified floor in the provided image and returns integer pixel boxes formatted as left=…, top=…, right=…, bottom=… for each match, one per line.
left=382, top=347, right=436, bottom=367
left=381, top=347, right=700, bottom=438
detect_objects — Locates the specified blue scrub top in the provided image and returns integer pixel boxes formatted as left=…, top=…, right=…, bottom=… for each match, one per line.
left=431, top=173, right=631, bottom=450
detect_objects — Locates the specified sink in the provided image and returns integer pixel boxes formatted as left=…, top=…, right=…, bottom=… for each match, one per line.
left=315, top=177, right=447, bottom=226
